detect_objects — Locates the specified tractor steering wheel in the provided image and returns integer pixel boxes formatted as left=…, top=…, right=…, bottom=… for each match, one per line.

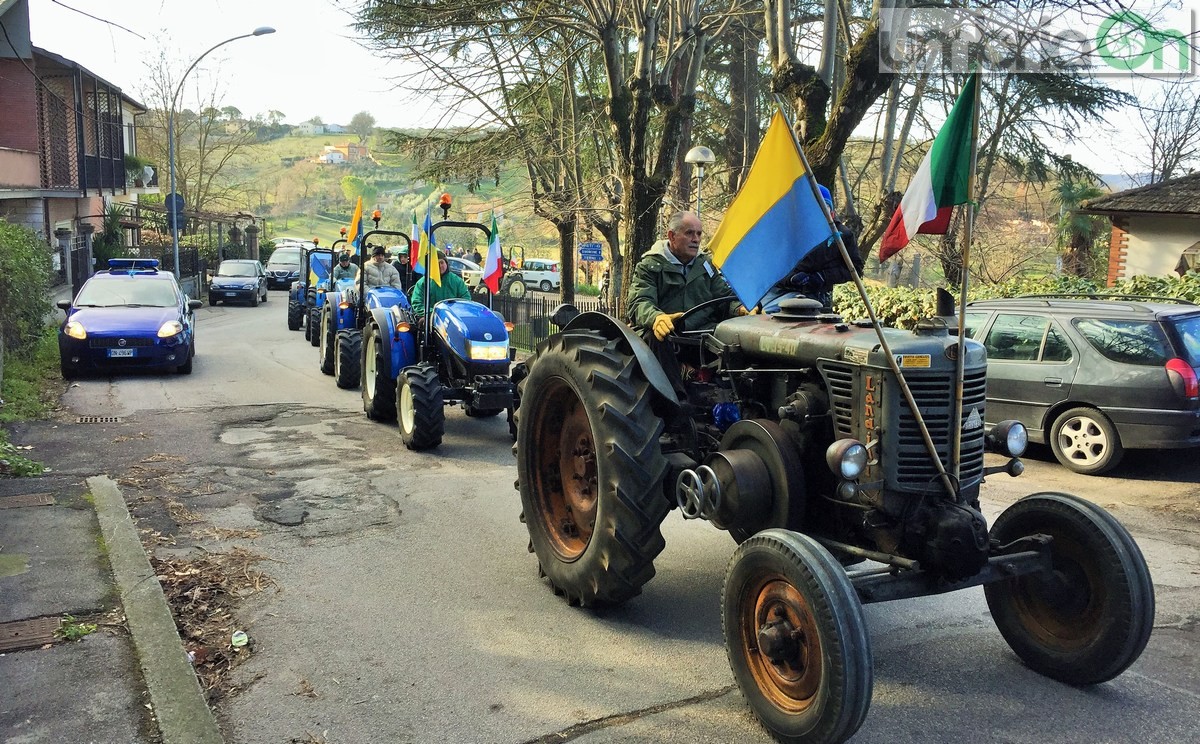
left=671, top=296, right=737, bottom=336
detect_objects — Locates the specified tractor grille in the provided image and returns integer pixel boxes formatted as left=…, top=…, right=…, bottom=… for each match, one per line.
left=896, top=368, right=986, bottom=488
left=821, top=362, right=986, bottom=491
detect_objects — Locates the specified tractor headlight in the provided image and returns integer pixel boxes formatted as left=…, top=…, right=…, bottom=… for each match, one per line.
left=987, top=420, right=1028, bottom=457
left=826, top=439, right=868, bottom=480
left=157, top=321, right=184, bottom=338
left=467, top=340, right=509, bottom=361
left=64, top=320, right=87, bottom=340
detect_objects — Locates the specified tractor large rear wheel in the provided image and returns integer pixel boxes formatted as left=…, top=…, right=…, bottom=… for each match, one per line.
left=984, top=492, right=1154, bottom=685
left=515, top=330, right=669, bottom=607
left=319, top=307, right=336, bottom=375
left=362, top=322, right=396, bottom=421
left=335, top=328, right=362, bottom=389
left=398, top=363, right=444, bottom=450
left=287, top=299, right=304, bottom=331
left=723, top=530, right=873, bottom=744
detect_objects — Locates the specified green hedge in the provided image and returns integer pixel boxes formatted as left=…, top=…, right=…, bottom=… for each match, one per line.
left=831, top=273, right=1200, bottom=330
left=0, top=220, right=53, bottom=357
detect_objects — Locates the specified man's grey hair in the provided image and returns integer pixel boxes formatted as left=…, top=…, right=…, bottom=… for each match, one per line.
left=667, top=211, right=698, bottom=233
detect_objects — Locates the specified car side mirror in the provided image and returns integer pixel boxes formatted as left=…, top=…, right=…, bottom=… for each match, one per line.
left=188, top=300, right=203, bottom=310
left=57, top=300, right=72, bottom=310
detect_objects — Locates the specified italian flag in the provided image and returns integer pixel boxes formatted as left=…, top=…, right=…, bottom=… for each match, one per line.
left=879, top=74, right=978, bottom=262
left=482, top=213, right=503, bottom=294
left=410, top=212, right=419, bottom=270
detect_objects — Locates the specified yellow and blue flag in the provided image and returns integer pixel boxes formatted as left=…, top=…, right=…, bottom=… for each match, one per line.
left=413, top=209, right=441, bottom=286
left=709, top=111, right=836, bottom=308
left=347, top=196, right=364, bottom=254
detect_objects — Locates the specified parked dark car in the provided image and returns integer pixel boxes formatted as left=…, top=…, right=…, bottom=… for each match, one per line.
left=265, top=244, right=307, bottom=289
left=209, top=259, right=268, bottom=306
left=964, top=295, right=1200, bottom=474
left=57, top=259, right=200, bottom=378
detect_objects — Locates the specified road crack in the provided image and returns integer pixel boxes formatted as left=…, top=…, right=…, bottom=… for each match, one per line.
left=521, top=685, right=738, bottom=743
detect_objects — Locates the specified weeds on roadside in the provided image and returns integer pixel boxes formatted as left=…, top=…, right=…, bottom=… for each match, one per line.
left=57, top=614, right=98, bottom=641
left=0, top=326, right=59, bottom=477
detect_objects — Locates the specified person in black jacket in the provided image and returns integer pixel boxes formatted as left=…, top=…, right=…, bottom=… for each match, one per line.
left=762, top=184, right=864, bottom=312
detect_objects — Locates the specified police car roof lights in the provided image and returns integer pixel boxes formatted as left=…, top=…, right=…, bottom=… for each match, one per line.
left=107, top=258, right=160, bottom=274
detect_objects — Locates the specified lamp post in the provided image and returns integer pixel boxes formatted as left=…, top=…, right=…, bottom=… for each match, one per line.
left=168, top=26, right=275, bottom=278
left=684, top=145, right=715, bottom=218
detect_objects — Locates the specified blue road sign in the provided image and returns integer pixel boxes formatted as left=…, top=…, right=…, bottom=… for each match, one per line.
left=579, top=241, right=603, bottom=261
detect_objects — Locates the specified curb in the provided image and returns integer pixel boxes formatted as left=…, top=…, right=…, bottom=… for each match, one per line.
left=88, top=475, right=224, bottom=744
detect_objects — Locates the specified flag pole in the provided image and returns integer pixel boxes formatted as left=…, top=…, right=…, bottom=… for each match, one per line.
left=951, top=73, right=982, bottom=481
left=774, top=96, right=958, bottom=500
left=422, top=213, right=433, bottom=364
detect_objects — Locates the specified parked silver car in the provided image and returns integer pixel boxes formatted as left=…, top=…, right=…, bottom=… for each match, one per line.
left=965, top=295, right=1200, bottom=474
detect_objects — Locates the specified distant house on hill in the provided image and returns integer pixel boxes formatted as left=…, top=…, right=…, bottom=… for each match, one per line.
left=1083, top=172, right=1200, bottom=285
left=297, top=121, right=325, bottom=135
left=315, top=143, right=368, bottom=165
left=325, top=123, right=347, bottom=134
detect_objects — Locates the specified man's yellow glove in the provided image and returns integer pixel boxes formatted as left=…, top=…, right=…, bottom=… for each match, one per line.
left=653, top=311, right=685, bottom=341
left=734, top=304, right=751, bottom=316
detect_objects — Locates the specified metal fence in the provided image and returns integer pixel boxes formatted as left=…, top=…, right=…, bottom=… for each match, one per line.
left=488, top=293, right=611, bottom=351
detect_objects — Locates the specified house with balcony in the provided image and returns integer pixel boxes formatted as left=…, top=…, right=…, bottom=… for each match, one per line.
left=0, top=0, right=158, bottom=285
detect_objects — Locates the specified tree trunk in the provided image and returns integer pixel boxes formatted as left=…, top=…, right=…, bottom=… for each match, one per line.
left=558, top=216, right=577, bottom=305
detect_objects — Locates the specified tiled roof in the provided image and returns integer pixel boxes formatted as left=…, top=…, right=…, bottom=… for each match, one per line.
left=1083, top=171, right=1200, bottom=215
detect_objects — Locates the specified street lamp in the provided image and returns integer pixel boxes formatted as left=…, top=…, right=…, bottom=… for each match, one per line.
left=684, top=145, right=715, bottom=218
left=168, top=26, right=275, bottom=278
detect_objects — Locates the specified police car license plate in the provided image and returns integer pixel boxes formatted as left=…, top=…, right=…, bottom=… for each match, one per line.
left=225, top=292, right=237, bottom=296
left=107, top=348, right=135, bottom=358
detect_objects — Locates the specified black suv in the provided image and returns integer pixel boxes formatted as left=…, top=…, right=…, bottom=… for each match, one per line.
left=965, top=295, right=1200, bottom=474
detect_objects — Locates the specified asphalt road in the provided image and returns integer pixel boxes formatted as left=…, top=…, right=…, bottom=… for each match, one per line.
left=55, top=292, right=1200, bottom=743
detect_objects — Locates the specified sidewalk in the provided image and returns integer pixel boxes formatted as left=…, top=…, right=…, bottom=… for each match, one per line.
left=0, top=470, right=222, bottom=743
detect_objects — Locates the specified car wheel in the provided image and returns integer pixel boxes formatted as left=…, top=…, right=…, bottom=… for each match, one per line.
left=261, top=286, right=268, bottom=303
left=177, top=341, right=194, bottom=374
left=539, top=280, right=552, bottom=292
left=208, top=295, right=218, bottom=306
left=60, top=358, right=78, bottom=380
left=251, top=290, right=260, bottom=307
left=1050, top=407, right=1124, bottom=475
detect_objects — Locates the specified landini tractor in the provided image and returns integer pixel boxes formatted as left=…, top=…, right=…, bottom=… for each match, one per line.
left=288, top=245, right=333, bottom=337
left=318, top=229, right=412, bottom=389
left=513, top=292, right=1154, bottom=744
left=381, top=198, right=520, bottom=450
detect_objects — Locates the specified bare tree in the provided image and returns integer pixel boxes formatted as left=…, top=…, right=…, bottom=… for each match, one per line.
left=1132, top=79, right=1200, bottom=185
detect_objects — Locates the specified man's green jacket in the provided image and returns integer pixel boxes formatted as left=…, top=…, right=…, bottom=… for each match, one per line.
left=626, top=240, right=740, bottom=332
left=410, top=271, right=471, bottom=315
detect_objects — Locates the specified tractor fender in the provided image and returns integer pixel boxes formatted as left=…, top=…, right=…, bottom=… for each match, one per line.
left=561, top=310, right=680, bottom=411
left=368, top=306, right=418, bottom=379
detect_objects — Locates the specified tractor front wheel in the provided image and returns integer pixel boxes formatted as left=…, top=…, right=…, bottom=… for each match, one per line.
left=287, top=300, right=304, bottom=331
left=723, top=529, right=873, bottom=744
left=362, top=323, right=397, bottom=421
left=515, top=330, right=669, bottom=607
left=308, top=307, right=321, bottom=346
left=398, top=363, right=444, bottom=450
left=984, top=492, right=1154, bottom=685
left=335, top=329, right=362, bottom=389
left=319, top=307, right=336, bottom=375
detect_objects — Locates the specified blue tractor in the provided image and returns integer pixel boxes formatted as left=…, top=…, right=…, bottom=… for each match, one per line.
left=288, top=246, right=333, bottom=337
left=386, top=211, right=520, bottom=450
left=318, top=229, right=416, bottom=389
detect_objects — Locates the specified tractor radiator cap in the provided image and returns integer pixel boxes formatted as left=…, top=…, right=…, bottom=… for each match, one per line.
left=770, top=298, right=824, bottom=321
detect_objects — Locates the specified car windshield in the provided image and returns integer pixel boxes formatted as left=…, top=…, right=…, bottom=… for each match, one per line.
left=1073, top=318, right=1171, bottom=366
left=75, top=278, right=178, bottom=307
left=1169, top=315, right=1200, bottom=365
left=217, top=263, right=259, bottom=277
left=269, top=248, right=302, bottom=264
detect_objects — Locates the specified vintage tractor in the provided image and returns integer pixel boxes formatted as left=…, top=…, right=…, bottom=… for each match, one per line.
left=513, top=294, right=1154, bottom=744
left=391, top=207, right=520, bottom=449
left=288, top=246, right=332, bottom=336
left=318, top=230, right=414, bottom=389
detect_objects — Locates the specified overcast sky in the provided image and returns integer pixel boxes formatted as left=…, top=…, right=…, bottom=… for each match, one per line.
left=27, top=0, right=1175, bottom=179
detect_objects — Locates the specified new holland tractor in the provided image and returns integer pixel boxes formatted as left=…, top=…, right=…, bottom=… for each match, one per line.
left=372, top=207, right=519, bottom=450
left=317, top=230, right=413, bottom=388
left=513, top=290, right=1154, bottom=744
left=288, top=245, right=333, bottom=337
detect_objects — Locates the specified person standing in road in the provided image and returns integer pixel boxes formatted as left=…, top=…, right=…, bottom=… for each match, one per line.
left=363, top=245, right=403, bottom=289
left=332, top=252, right=358, bottom=282
left=410, top=250, right=471, bottom=315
